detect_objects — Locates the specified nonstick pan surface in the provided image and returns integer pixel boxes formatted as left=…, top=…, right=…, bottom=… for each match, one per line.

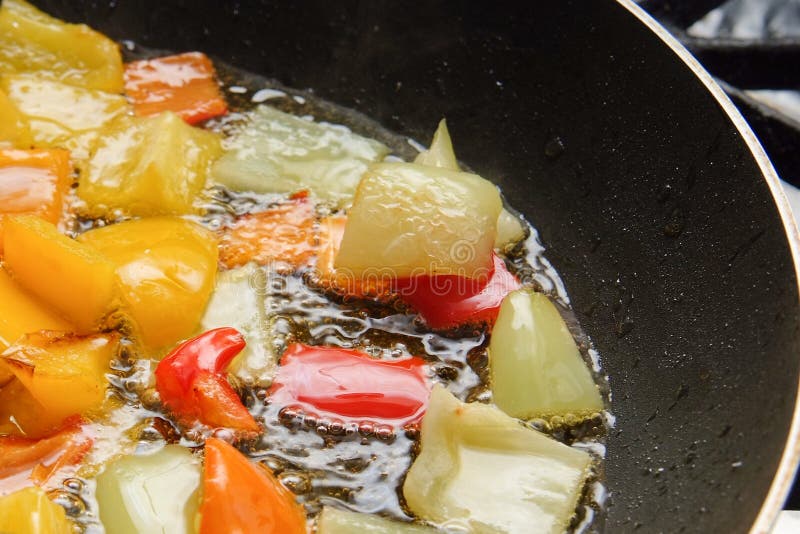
left=32, top=0, right=800, bottom=532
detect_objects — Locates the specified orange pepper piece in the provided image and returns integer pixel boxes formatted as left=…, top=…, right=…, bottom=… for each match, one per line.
left=124, top=52, right=228, bottom=125
left=199, top=437, right=306, bottom=534
left=0, top=148, right=70, bottom=253
left=0, top=416, right=92, bottom=494
left=219, top=198, right=317, bottom=271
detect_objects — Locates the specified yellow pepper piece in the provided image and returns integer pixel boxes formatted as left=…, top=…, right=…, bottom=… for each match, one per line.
left=78, top=217, right=218, bottom=351
left=0, top=268, right=72, bottom=352
left=0, top=377, right=66, bottom=438
left=0, top=88, right=32, bottom=148
left=0, top=486, right=73, bottom=534
left=1, top=75, right=130, bottom=157
left=3, top=215, right=118, bottom=333
left=0, top=261, right=70, bottom=395
left=78, top=112, right=222, bottom=218
left=0, top=0, right=124, bottom=93
left=2, top=332, right=119, bottom=423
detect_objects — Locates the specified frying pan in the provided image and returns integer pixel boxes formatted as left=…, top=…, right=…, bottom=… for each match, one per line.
left=28, top=0, right=800, bottom=532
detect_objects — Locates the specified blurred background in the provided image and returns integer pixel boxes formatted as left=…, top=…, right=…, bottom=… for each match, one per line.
left=638, top=0, right=800, bottom=524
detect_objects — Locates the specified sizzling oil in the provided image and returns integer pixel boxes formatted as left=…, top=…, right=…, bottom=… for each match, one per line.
left=55, top=42, right=612, bottom=534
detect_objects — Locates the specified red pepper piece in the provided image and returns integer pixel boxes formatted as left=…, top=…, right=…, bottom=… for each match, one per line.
left=155, top=327, right=259, bottom=433
left=397, top=253, right=521, bottom=330
left=199, top=437, right=306, bottom=534
left=124, top=52, right=228, bottom=125
left=267, top=344, right=431, bottom=427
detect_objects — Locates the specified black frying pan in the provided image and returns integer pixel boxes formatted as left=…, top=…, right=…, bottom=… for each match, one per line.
left=32, top=0, right=800, bottom=532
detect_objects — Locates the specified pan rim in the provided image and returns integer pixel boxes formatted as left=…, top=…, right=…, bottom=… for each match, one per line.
left=616, top=1, right=800, bottom=532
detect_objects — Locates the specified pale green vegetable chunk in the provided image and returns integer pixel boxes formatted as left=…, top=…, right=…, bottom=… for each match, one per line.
left=318, top=507, right=437, bottom=534
left=403, top=386, right=592, bottom=534
left=494, top=207, right=526, bottom=251
left=96, top=445, right=202, bottom=534
left=211, top=105, right=389, bottom=206
left=335, top=162, right=502, bottom=278
left=413, top=119, right=525, bottom=251
left=414, top=119, right=459, bottom=171
left=490, top=289, right=603, bottom=419
left=200, top=263, right=276, bottom=387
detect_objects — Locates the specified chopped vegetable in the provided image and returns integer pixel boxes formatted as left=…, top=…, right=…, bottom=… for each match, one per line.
left=199, top=264, right=277, bottom=387
left=0, top=0, right=124, bottom=92
left=2, top=332, right=119, bottom=423
left=414, top=119, right=459, bottom=171
left=318, top=507, right=437, bottom=534
left=317, top=218, right=520, bottom=324
left=0, top=366, right=11, bottom=393
left=0, top=88, right=32, bottom=148
left=413, top=120, right=525, bottom=251
left=334, top=162, right=502, bottom=279
left=0, top=486, right=72, bottom=534
left=314, top=214, right=393, bottom=299
left=0, top=12, right=610, bottom=530
left=210, top=105, right=389, bottom=206
left=219, top=198, right=317, bottom=270
left=0, top=267, right=72, bottom=352
left=0, top=417, right=91, bottom=493
left=0, top=262, right=72, bottom=387
left=3, top=215, right=117, bottom=333
left=124, top=52, right=228, bottom=125
left=78, top=217, right=218, bottom=351
left=0, top=148, right=71, bottom=252
left=403, top=385, right=593, bottom=534
left=1, top=74, right=130, bottom=161
left=96, top=445, right=202, bottom=534
left=489, top=289, right=603, bottom=419
left=0, top=379, right=67, bottom=438
left=78, top=112, right=222, bottom=217
left=495, top=207, right=526, bottom=250
left=267, top=343, right=430, bottom=427
left=199, top=437, right=306, bottom=534
left=398, top=253, right=521, bottom=330
left=155, top=328, right=259, bottom=433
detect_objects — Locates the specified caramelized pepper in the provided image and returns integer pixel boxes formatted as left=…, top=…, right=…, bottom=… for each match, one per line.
left=155, top=328, right=259, bottom=434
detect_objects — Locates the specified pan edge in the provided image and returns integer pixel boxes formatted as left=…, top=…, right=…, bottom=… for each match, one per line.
left=615, top=1, right=800, bottom=532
